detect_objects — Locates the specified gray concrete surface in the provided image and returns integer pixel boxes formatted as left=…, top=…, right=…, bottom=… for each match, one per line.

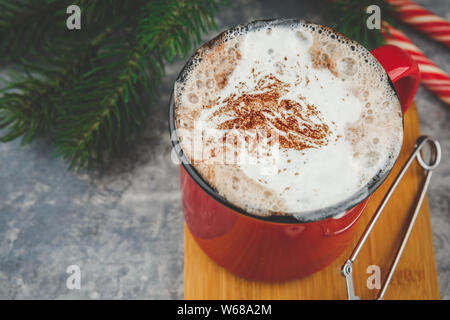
left=0, top=0, right=448, bottom=299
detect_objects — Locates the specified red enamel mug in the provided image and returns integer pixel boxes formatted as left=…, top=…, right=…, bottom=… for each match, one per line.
left=169, top=20, right=420, bottom=282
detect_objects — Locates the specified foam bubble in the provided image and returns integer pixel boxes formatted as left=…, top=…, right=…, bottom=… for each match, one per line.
left=338, top=57, right=358, bottom=76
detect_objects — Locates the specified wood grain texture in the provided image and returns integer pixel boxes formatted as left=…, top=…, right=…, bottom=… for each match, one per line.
left=184, top=102, right=440, bottom=300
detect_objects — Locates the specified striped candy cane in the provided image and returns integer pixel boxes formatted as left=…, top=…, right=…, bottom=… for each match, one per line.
left=386, top=0, right=450, bottom=48
left=382, top=21, right=450, bottom=105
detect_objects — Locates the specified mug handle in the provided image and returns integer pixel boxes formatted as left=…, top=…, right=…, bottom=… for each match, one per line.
left=370, top=44, right=421, bottom=113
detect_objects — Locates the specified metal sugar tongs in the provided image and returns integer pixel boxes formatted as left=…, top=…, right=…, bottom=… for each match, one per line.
left=341, top=135, right=441, bottom=300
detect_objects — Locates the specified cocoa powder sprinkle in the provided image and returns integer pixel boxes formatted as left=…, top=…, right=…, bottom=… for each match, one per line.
left=209, top=74, right=332, bottom=152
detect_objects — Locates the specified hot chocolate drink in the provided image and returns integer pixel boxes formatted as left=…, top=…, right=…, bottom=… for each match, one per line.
left=173, top=20, right=403, bottom=219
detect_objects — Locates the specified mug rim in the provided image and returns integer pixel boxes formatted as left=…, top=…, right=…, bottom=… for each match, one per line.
left=169, top=18, right=404, bottom=224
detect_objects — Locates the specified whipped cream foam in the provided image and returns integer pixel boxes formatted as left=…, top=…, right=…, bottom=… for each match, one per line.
left=174, top=20, right=403, bottom=220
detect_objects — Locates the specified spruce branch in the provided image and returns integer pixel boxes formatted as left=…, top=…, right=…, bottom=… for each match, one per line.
left=53, top=40, right=162, bottom=168
left=0, top=0, right=228, bottom=169
left=50, top=0, right=228, bottom=169
left=0, top=0, right=73, bottom=62
left=0, top=28, right=113, bottom=144
left=73, top=0, right=147, bottom=26
left=138, top=0, right=225, bottom=62
left=0, top=0, right=149, bottom=62
left=331, top=0, right=397, bottom=49
left=0, top=0, right=143, bottom=145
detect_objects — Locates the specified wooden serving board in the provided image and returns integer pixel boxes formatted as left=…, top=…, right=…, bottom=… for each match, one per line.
left=184, top=102, right=440, bottom=300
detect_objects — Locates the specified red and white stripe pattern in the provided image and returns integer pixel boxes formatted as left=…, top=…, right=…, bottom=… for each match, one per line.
left=382, top=22, right=450, bottom=105
left=386, top=0, right=450, bottom=47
